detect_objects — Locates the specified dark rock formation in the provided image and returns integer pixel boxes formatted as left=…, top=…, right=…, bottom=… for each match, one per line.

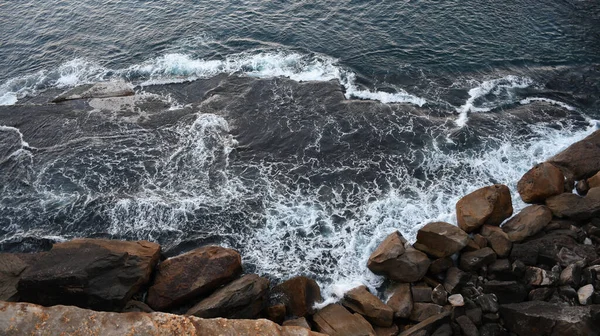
left=460, top=247, right=497, bottom=272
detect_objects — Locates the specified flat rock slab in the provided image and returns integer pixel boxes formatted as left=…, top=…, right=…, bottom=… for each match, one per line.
left=0, top=301, right=323, bottom=336
left=52, top=82, right=135, bottom=102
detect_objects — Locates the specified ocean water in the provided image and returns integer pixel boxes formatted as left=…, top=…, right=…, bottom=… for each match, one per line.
left=1, top=0, right=600, bottom=301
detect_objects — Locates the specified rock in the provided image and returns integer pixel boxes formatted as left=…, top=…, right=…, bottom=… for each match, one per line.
left=557, top=247, right=586, bottom=267
left=431, top=324, right=453, bottom=336
left=123, top=300, right=154, bottom=313
left=473, top=234, right=488, bottom=249
left=398, top=312, right=451, bottom=336
left=265, top=304, right=286, bottom=324
left=456, top=184, right=513, bottom=233
left=524, top=266, right=557, bottom=286
left=480, top=323, right=508, bottom=336
left=313, top=304, right=376, bottom=336
left=443, top=267, right=469, bottom=294
left=502, top=205, right=552, bottom=242
left=343, top=286, right=394, bottom=327
left=187, top=274, right=269, bottom=319
left=448, top=294, right=464, bottom=307
left=283, top=317, right=311, bottom=330
left=559, top=262, right=583, bottom=287
left=483, top=281, right=527, bottom=304
left=52, top=82, right=135, bottom=102
left=548, top=129, right=600, bottom=181
left=368, top=232, right=431, bottom=282
left=0, top=253, right=41, bottom=301
left=411, top=284, right=433, bottom=303
left=587, top=171, right=600, bottom=189
left=546, top=188, right=600, bottom=221
left=413, top=222, right=469, bottom=258
left=488, top=259, right=513, bottom=280
left=577, top=284, right=594, bottom=305
left=17, top=239, right=160, bottom=311
left=475, top=294, right=498, bottom=313
left=500, top=301, right=600, bottom=336
left=465, top=307, right=483, bottom=326
left=480, top=226, right=512, bottom=258
left=431, top=285, right=448, bottom=306
left=0, top=301, right=324, bottom=336
left=460, top=247, right=497, bottom=272
left=429, top=257, right=453, bottom=275
left=386, top=283, right=413, bottom=319
left=373, top=324, right=399, bottom=336
left=147, top=246, right=241, bottom=311
left=528, top=288, right=554, bottom=301
left=456, top=315, right=479, bottom=336
left=271, top=276, right=323, bottom=318
left=576, top=179, right=590, bottom=195
left=509, top=243, right=539, bottom=265
left=517, top=162, right=564, bottom=203
left=410, top=303, right=444, bottom=322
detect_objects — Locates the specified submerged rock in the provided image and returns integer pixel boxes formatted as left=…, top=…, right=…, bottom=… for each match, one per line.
left=456, top=184, right=513, bottom=233
left=414, top=222, right=469, bottom=258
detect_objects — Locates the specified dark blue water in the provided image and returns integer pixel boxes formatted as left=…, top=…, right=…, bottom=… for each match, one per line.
left=1, top=0, right=600, bottom=300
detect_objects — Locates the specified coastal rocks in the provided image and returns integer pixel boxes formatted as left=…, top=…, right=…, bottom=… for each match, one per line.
left=456, top=184, right=513, bottom=233
left=460, top=247, right=497, bottom=272
left=368, top=233, right=430, bottom=282
left=414, top=222, right=469, bottom=258
left=0, top=253, right=41, bottom=301
left=52, top=82, right=135, bottom=102
left=342, top=286, right=394, bottom=327
left=577, top=284, right=594, bottom=305
left=483, top=281, right=527, bottom=304
left=546, top=188, right=600, bottom=220
left=501, top=205, right=552, bottom=242
left=147, top=246, right=242, bottom=311
left=480, top=225, right=512, bottom=258
left=398, top=312, right=451, bottom=336
left=548, top=129, right=600, bottom=181
left=499, top=301, right=600, bottom=336
left=0, top=301, right=323, bottom=336
left=517, top=162, right=564, bottom=203
left=186, top=274, right=269, bottom=319
left=312, top=304, right=375, bottom=336
left=448, top=294, right=465, bottom=307
left=410, top=303, right=445, bottom=322
left=386, top=283, right=413, bottom=318
left=17, top=239, right=160, bottom=311
left=270, top=276, right=322, bottom=318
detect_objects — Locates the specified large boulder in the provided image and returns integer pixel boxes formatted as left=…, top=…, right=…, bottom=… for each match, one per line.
left=480, top=225, right=512, bottom=257
left=187, top=274, right=270, bottom=319
left=413, top=222, right=469, bottom=258
left=0, top=253, right=42, bottom=301
left=312, top=304, right=376, bottom=336
left=270, top=276, right=322, bottom=318
left=342, top=286, right=394, bottom=327
left=502, top=205, right=553, bottom=242
left=147, top=246, right=242, bottom=311
left=546, top=188, right=600, bottom=221
left=368, top=232, right=431, bottom=282
left=456, top=184, right=513, bottom=233
left=17, top=239, right=160, bottom=311
left=517, top=162, right=565, bottom=203
left=548, top=129, right=600, bottom=181
left=500, top=301, right=600, bottom=336
left=0, top=301, right=323, bottom=336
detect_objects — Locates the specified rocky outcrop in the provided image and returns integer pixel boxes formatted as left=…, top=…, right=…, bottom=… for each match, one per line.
left=517, top=162, right=565, bottom=203
left=312, top=304, right=375, bottom=336
left=501, top=205, right=553, bottom=242
left=0, top=253, right=42, bottom=301
left=147, top=246, right=242, bottom=311
left=368, top=232, right=430, bottom=282
left=342, top=286, right=394, bottom=327
left=456, top=184, right=513, bottom=233
left=548, top=129, right=600, bottom=181
left=0, top=301, right=323, bottom=336
left=17, top=239, right=160, bottom=311
left=270, top=276, right=323, bottom=318
left=187, top=274, right=269, bottom=319
left=413, top=222, right=469, bottom=258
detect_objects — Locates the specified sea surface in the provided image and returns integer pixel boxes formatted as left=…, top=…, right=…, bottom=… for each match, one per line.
left=1, top=0, right=600, bottom=301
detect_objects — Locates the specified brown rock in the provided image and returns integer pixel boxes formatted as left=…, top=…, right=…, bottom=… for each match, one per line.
left=368, top=237, right=431, bottom=282
left=546, top=188, right=600, bottom=221
left=443, top=267, right=469, bottom=294
left=368, top=231, right=407, bottom=271
left=283, top=317, right=311, bottom=330
left=398, top=312, right=451, bottom=336
left=374, top=324, right=399, bottom=336
left=431, top=285, right=448, bottom=306
left=411, top=284, right=433, bottom=303
left=414, top=222, right=469, bottom=258
left=410, top=303, right=444, bottom=322
left=386, top=283, right=413, bottom=319
left=456, top=184, right=513, bottom=233
left=501, top=205, right=552, bottom=242
left=313, top=304, right=376, bottom=336
left=460, top=247, right=497, bottom=272
left=429, top=257, right=453, bottom=275
left=587, top=171, right=600, bottom=189
left=0, top=253, right=41, bottom=301
left=265, top=303, right=287, bottom=324
left=271, top=276, right=323, bottom=317
left=480, top=225, right=512, bottom=258
left=548, top=129, right=600, bottom=181
left=517, top=162, right=565, bottom=203
left=0, top=301, right=324, bottom=336
left=187, top=274, right=269, bottom=319
left=147, top=246, right=241, bottom=311
left=473, top=234, right=488, bottom=249
left=18, top=239, right=160, bottom=311
left=343, top=286, right=394, bottom=327
left=123, top=300, right=154, bottom=313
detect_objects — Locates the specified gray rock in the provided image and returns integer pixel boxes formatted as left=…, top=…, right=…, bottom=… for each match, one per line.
left=52, top=82, right=135, bottom=102
left=448, top=294, right=464, bottom=307
left=456, top=315, right=479, bottom=336
left=460, top=247, right=497, bottom=272
left=483, top=281, right=527, bottom=304
left=502, top=205, right=553, bottom=242
left=475, top=294, right=498, bottom=313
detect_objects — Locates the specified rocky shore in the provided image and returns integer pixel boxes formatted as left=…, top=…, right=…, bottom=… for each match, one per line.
left=0, top=85, right=600, bottom=335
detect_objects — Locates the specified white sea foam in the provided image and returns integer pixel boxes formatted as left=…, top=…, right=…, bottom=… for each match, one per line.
left=520, top=97, right=576, bottom=111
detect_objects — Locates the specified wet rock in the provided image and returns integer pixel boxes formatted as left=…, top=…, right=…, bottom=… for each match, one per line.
left=456, top=315, right=479, bottom=336
left=548, top=129, right=600, bottom=181
left=0, top=301, right=323, bottom=336
left=386, top=283, right=413, bottom=319
left=517, top=162, right=564, bottom=203
left=187, top=274, right=269, bottom=319
left=411, top=284, right=433, bottom=303
left=576, top=179, right=590, bottom=195
left=557, top=247, right=586, bottom=267
left=431, top=285, right=448, bottom=306
left=460, top=247, right=497, bottom=272
left=502, top=205, right=553, bottom=242
left=368, top=232, right=431, bottom=283
left=456, top=184, right=513, bottom=233
left=410, top=303, right=444, bottom=322
left=52, top=82, right=135, bottom=102
left=546, top=188, right=600, bottom=221
left=343, top=286, right=394, bottom=327
left=448, top=294, right=464, bottom=307
left=283, top=317, right=311, bottom=330
left=480, top=225, right=512, bottom=258
left=368, top=231, right=407, bottom=271
left=475, top=294, right=498, bottom=313
left=147, top=245, right=241, bottom=311
left=0, top=253, right=41, bottom=301
left=429, top=257, right=453, bottom=275
left=577, top=284, right=594, bottom=305
left=398, top=312, right=451, bottom=336
left=443, top=267, right=469, bottom=294
left=500, top=301, right=600, bottom=336
left=313, top=304, right=376, bottom=336
left=271, top=276, right=323, bottom=318
left=414, top=222, right=469, bottom=258
left=18, top=239, right=160, bottom=311
left=528, top=288, right=554, bottom=302
left=483, top=281, right=527, bottom=304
